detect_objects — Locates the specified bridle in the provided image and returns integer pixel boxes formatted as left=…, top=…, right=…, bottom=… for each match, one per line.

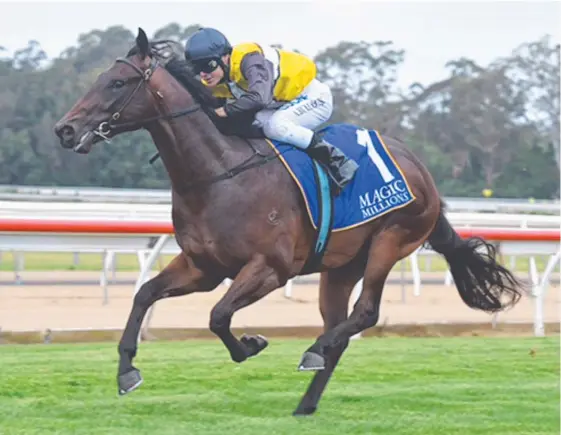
left=82, top=56, right=201, bottom=150
left=80, top=53, right=279, bottom=189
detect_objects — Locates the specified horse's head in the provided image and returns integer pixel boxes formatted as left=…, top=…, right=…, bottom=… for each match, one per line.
left=54, top=28, right=189, bottom=154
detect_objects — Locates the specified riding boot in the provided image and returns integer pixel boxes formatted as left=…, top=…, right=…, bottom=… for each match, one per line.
left=306, top=132, right=359, bottom=195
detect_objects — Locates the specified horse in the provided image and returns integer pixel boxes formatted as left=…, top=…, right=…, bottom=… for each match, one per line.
left=53, top=28, right=524, bottom=416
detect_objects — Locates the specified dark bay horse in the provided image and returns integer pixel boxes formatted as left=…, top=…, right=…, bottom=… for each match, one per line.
left=54, top=28, right=524, bottom=416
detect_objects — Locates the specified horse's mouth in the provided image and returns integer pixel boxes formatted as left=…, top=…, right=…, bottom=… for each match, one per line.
left=73, top=131, right=104, bottom=154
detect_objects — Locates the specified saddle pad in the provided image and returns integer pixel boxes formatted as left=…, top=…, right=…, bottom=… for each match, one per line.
left=267, top=123, right=416, bottom=232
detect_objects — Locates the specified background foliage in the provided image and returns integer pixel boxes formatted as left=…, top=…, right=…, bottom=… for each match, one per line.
left=1, top=24, right=558, bottom=198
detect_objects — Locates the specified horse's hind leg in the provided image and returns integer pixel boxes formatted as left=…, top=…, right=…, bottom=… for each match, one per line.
left=117, top=254, right=223, bottom=395
left=293, top=257, right=366, bottom=416
left=298, top=216, right=436, bottom=372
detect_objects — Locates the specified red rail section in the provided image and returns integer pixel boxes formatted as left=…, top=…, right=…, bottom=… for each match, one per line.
left=0, top=219, right=172, bottom=235
left=457, top=227, right=559, bottom=242
left=0, top=218, right=558, bottom=241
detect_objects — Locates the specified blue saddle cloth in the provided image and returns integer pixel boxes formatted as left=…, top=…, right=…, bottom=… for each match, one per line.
left=268, top=123, right=416, bottom=232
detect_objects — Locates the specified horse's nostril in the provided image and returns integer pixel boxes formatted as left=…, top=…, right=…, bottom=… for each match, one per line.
left=54, top=122, right=78, bottom=148
left=63, top=126, right=74, bottom=137
left=56, top=124, right=75, bottom=140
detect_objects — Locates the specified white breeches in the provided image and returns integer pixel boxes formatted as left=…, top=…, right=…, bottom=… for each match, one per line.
left=253, top=79, right=333, bottom=149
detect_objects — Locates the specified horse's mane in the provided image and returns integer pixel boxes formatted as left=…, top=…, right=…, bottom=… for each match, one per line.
left=126, top=40, right=222, bottom=110
left=166, top=59, right=224, bottom=109
left=126, top=39, right=260, bottom=137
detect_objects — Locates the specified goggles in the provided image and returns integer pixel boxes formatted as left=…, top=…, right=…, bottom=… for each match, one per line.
left=193, top=58, right=220, bottom=75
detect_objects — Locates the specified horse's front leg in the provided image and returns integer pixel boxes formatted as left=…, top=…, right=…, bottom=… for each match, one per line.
left=208, top=253, right=287, bottom=363
left=117, top=254, right=223, bottom=395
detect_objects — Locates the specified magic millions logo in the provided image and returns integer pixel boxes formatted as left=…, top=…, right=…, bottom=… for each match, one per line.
left=358, top=179, right=412, bottom=218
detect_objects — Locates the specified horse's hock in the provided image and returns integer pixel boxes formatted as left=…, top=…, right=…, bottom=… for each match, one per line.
left=0, top=270, right=558, bottom=341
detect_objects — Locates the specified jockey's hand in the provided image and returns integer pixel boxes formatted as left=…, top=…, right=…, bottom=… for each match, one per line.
left=214, top=107, right=228, bottom=118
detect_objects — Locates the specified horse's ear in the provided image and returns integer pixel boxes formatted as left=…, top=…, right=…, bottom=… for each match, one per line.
left=136, top=27, right=150, bottom=58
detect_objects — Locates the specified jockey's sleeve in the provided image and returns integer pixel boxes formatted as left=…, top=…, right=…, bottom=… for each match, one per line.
left=223, top=52, right=274, bottom=116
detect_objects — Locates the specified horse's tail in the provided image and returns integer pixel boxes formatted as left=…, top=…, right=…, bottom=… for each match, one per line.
left=426, top=201, right=525, bottom=313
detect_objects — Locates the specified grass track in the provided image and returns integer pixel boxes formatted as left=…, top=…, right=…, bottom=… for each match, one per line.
left=0, top=337, right=558, bottom=435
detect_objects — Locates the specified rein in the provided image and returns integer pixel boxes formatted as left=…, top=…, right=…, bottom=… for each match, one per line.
left=84, top=55, right=278, bottom=189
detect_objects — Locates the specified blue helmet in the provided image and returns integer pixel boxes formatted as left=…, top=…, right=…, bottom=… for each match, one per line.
left=184, top=27, right=232, bottom=62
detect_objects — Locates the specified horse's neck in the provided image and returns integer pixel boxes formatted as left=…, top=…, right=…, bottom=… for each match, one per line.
left=145, top=83, right=250, bottom=196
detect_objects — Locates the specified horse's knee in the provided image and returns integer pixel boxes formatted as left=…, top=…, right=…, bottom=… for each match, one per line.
left=209, top=305, right=232, bottom=335
left=133, top=281, right=159, bottom=308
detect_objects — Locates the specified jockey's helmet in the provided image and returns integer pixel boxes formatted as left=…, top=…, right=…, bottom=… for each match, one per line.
left=184, top=28, right=232, bottom=63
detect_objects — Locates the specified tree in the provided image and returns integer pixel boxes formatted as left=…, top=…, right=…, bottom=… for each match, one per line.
left=504, top=36, right=560, bottom=168
left=408, top=57, right=530, bottom=188
left=0, top=25, right=557, bottom=198
left=314, top=40, right=407, bottom=136
left=12, top=40, right=47, bottom=71
left=152, top=23, right=201, bottom=42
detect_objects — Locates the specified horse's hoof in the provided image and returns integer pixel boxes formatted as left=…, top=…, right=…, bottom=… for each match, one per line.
left=240, top=333, right=269, bottom=357
left=293, top=405, right=317, bottom=416
left=298, top=351, right=326, bottom=371
left=118, top=369, right=143, bottom=396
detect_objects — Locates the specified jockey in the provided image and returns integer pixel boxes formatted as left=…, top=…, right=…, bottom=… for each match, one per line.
left=184, top=27, right=358, bottom=193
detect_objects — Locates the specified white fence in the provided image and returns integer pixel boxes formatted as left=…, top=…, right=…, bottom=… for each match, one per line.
left=0, top=218, right=558, bottom=337
left=1, top=202, right=557, bottom=287
left=0, top=184, right=558, bottom=213
left=0, top=200, right=559, bottom=227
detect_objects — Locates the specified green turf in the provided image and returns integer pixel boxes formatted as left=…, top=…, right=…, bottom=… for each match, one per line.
left=0, top=251, right=554, bottom=273
left=0, top=337, right=558, bottom=434
left=0, top=252, right=175, bottom=272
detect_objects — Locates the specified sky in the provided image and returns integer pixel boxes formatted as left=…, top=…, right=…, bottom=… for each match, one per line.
left=0, top=0, right=559, bottom=89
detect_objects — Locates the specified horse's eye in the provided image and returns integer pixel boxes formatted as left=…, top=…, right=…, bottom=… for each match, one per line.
left=111, top=80, right=125, bottom=89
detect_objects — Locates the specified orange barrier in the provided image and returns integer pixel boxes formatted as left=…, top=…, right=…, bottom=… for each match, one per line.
left=0, top=218, right=558, bottom=241
left=0, top=219, right=171, bottom=234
